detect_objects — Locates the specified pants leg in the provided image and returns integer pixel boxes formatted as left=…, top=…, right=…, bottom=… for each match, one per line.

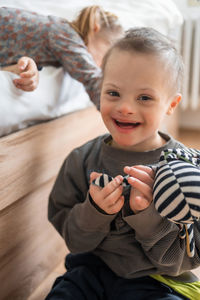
left=45, top=252, right=114, bottom=300
left=45, top=252, right=189, bottom=300
left=44, top=273, right=87, bottom=300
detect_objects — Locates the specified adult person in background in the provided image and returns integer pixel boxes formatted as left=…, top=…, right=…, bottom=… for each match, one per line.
left=0, top=5, right=124, bottom=106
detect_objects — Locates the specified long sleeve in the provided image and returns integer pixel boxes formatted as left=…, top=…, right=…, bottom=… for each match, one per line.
left=123, top=202, right=200, bottom=276
left=48, top=149, right=116, bottom=253
left=48, top=19, right=102, bottom=107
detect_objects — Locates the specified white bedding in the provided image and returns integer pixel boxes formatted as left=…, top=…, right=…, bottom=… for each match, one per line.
left=0, top=0, right=183, bottom=137
left=0, top=68, right=92, bottom=136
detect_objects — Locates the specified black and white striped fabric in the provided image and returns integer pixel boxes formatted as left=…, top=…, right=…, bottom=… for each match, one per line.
left=153, top=148, right=200, bottom=257
left=93, top=174, right=129, bottom=195
left=92, top=148, right=200, bottom=257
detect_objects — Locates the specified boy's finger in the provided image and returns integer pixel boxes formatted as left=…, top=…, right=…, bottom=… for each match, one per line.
left=128, top=177, right=152, bottom=200
left=133, top=165, right=155, bottom=178
left=105, top=185, right=123, bottom=207
left=101, top=175, right=123, bottom=198
left=124, top=166, right=154, bottom=186
left=90, top=172, right=102, bottom=183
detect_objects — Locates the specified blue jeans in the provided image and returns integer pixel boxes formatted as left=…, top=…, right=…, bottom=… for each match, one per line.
left=45, top=252, right=189, bottom=300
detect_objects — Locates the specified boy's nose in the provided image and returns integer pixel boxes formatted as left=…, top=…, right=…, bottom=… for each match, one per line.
left=117, top=98, right=134, bottom=115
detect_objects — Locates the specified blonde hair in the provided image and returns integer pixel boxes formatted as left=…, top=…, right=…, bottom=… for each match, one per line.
left=70, top=5, right=123, bottom=44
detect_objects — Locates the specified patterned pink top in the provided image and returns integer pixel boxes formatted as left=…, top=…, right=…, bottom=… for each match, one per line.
left=0, top=7, right=101, bottom=105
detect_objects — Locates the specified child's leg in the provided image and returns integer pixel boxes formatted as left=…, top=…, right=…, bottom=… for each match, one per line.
left=44, top=252, right=116, bottom=300
left=45, top=252, right=188, bottom=300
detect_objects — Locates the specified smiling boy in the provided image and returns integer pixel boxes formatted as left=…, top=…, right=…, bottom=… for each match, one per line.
left=46, top=28, right=200, bottom=300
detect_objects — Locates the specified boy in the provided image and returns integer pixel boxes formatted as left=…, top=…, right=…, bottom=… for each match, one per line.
left=46, top=28, right=200, bottom=299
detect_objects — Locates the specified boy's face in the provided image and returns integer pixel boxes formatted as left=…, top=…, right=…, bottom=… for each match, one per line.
left=100, top=49, right=181, bottom=152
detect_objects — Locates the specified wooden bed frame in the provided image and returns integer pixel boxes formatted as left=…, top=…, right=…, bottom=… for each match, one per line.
left=0, top=106, right=107, bottom=300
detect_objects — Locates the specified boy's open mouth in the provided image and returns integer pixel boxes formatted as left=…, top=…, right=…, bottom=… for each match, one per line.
left=114, top=119, right=140, bottom=129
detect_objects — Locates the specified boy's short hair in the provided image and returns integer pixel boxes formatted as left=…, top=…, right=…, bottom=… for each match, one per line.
left=102, top=27, right=184, bottom=93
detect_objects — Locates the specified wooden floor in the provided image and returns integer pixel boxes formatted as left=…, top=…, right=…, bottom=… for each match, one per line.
left=29, top=128, right=200, bottom=300
left=178, top=128, right=200, bottom=149
left=28, top=260, right=66, bottom=300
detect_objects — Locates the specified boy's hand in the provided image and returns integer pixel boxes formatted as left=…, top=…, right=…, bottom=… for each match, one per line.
left=13, top=56, right=39, bottom=91
left=124, top=165, right=154, bottom=214
left=89, top=172, right=125, bottom=214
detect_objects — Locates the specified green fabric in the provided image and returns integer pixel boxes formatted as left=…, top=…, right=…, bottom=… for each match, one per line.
left=151, top=274, right=200, bottom=300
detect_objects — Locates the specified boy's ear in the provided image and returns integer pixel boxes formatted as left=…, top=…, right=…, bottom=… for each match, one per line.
left=167, top=93, right=182, bottom=115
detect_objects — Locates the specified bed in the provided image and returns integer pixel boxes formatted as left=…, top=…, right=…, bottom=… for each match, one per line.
left=0, top=1, right=185, bottom=299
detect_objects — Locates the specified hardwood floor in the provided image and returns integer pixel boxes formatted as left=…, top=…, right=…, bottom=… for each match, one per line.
left=177, top=128, right=200, bottom=149
left=28, top=260, right=66, bottom=300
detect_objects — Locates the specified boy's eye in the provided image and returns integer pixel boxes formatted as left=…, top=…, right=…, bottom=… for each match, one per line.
left=137, top=95, right=152, bottom=101
left=108, top=91, right=120, bottom=97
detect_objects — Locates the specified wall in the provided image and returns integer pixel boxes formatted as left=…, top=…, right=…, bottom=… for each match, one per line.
left=173, top=0, right=200, bottom=18
left=173, top=0, right=200, bottom=129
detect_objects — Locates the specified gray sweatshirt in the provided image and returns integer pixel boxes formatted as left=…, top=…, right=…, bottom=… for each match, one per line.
left=48, top=132, right=200, bottom=281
